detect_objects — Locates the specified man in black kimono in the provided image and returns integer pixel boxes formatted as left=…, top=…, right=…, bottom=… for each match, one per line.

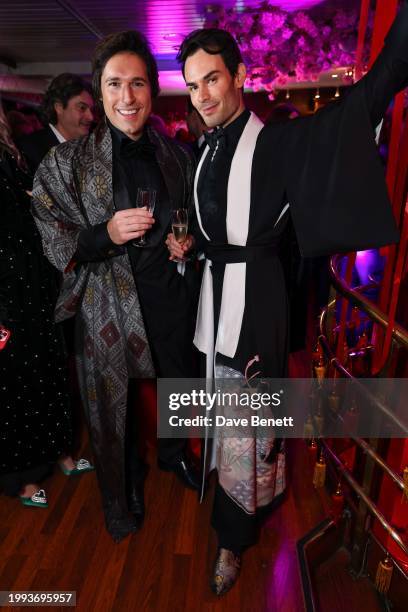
left=33, top=31, right=199, bottom=542
left=167, top=3, right=408, bottom=595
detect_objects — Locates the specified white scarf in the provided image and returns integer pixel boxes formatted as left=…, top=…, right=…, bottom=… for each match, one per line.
left=193, top=112, right=264, bottom=376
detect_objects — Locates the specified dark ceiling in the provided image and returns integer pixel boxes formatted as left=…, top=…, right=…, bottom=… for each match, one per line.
left=0, top=0, right=361, bottom=94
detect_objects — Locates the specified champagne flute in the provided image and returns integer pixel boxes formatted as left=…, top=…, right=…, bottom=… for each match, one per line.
left=171, top=208, right=189, bottom=263
left=132, top=188, right=156, bottom=247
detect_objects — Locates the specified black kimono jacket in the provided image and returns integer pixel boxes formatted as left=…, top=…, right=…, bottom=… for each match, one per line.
left=191, top=2, right=407, bottom=512
left=194, top=0, right=407, bottom=380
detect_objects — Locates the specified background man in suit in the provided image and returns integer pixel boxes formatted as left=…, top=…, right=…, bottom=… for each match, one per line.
left=18, top=73, right=94, bottom=175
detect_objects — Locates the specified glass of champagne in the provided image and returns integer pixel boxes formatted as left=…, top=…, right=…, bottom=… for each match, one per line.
left=171, top=208, right=189, bottom=263
left=132, top=188, right=157, bottom=247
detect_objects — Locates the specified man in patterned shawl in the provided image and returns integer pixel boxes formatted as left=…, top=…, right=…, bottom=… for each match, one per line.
left=32, top=31, right=200, bottom=542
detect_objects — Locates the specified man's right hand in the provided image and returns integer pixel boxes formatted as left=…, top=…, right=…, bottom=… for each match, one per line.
left=107, top=208, right=155, bottom=245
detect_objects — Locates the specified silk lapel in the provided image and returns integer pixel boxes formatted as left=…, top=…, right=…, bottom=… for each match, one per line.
left=216, top=112, right=263, bottom=357
left=193, top=144, right=211, bottom=240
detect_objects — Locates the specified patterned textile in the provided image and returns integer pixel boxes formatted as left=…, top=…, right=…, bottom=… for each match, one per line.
left=211, top=548, right=241, bottom=596
left=214, top=363, right=286, bottom=514
left=32, top=121, right=195, bottom=536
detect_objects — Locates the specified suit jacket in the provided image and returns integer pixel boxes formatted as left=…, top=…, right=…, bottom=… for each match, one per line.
left=17, top=125, right=59, bottom=176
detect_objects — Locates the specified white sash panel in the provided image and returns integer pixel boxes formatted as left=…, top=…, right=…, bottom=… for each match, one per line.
left=216, top=113, right=263, bottom=358
left=193, top=144, right=212, bottom=359
left=193, top=113, right=264, bottom=373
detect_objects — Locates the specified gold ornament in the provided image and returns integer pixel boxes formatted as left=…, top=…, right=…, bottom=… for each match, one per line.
left=313, top=451, right=326, bottom=488
left=314, top=358, right=326, bottom=383
left=303, top=415, right=314, bottom=440
left=328, top=389, right=341, bottom=414
left=375, top=554, right=393, bottom=594
left=402, top=466, right=408, bottom=503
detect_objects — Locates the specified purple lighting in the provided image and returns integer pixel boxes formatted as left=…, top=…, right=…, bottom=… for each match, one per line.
left=146, top=0, right=203, bottom=56
left=355, top=250, right=384, bottom=286
left=267, top=0, right=325, bottom=9
left=158, top=70, right=186, bottom=94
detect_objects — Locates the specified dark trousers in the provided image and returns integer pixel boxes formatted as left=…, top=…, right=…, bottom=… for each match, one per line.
left=211, top=483, right=257, bottom=554
left=211, top=479, right=286, bottom=554
left=125, top=380, right=186, bottom=487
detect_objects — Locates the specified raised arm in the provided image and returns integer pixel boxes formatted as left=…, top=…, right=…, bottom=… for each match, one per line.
left=282, top=4, right=407, bottom=258
left=359, top=0, right=408, bottom=128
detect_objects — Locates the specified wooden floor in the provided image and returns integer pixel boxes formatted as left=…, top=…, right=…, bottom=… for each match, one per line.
left=0, top=351, right=334, bottom=612
left=314, top=548, right=383, bottom=612
left=0, top=438, right=332, bottom=612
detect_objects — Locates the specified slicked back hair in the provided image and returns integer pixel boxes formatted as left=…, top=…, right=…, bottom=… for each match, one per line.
left=177, top=28, right=243, bottom=80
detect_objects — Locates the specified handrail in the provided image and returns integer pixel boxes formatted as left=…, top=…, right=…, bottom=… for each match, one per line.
left=353, top=437, right=405, bottom=493
left=318, top=365, right=407, bottom=492
left=329, top=254, right=408, bottom=350
left=313, top=262, right=408, bottom=561
left=322, top=441, right=408, bottom=559
left=316, top=298, right=408, bottom=564
left=319, top=307, right=408, bottom=436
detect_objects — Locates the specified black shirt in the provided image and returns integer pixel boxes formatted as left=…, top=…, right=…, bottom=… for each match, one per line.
left=198, top=109, right=251, bottom=244
left=75, top=121, right=167, bottom=262
left=75, top=121, right=196, bottom=375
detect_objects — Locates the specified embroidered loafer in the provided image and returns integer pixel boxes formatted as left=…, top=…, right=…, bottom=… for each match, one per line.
left=211, top=548, right=241, bottom=596
left=19, top=489, right=48, bottom=508
left=60, top=458, right=94, bottom=476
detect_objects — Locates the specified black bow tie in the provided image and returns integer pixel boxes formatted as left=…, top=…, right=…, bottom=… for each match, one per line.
left=121, top=138, right=156, bottom=160
left=204, top=127, right=226, bottom=152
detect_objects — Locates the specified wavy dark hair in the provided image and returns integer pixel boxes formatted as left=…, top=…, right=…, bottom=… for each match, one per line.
left=92, top=30, right=160, bottom=108
left=41, top=73, right=92, bottom=125
left=177, top=28, right=243, bottom=79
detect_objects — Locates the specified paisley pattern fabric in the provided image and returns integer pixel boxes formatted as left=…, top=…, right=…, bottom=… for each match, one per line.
left=211, top=548, right=241, bottom=596
left=214, top=363, right=286, bottom=514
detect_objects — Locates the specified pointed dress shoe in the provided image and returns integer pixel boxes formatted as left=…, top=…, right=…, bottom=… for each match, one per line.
left=211, top=548, right=241, bottom=596
left=158, top=454, right=200, bottom=491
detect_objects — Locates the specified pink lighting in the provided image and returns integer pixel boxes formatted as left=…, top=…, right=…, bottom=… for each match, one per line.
left=355, top=250, right=383, bottom=286
left=267, top=0, right=325, bottom=9
left=147, top=0, right=355, bottom=93
left=158, top=70, right=187, bottom=94
left=146, top=0, right=204, bottom=56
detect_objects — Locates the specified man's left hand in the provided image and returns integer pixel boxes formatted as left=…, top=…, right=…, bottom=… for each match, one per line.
left=165, top=233, right=195, bottom=261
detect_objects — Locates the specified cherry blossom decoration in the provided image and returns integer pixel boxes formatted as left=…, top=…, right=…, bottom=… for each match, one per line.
left=204, top=1, right=369, bottom=97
